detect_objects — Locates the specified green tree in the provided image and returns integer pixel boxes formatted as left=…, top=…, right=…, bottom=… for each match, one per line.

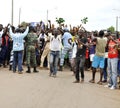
left=107, top=26, right=115, bottom=33
left=56, top=17, right=65, bottom=26
left=81, top=17, right=88, bottom=24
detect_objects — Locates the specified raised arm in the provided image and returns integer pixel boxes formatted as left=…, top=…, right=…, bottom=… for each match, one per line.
left=20, top=26, right=29, bottom=38
left=9, top=26, right=14, bottom=38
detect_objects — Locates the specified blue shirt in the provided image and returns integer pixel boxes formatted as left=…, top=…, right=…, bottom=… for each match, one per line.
left=62, top=32, right=72, bottom=47
left=9, top=26, right=29, bottom=51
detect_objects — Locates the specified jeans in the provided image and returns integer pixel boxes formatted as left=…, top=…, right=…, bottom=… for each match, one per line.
left=0, top=46, right=8, bottom=64
left=103, top=58, right=108, bottom=80
left=49, top=51, right=60, bottom=75
left=75, top=56, right=85, bottom=81
left=108, top=58, right=118, bottom=87
left=118, top=59, right=120, bottom=76
left=13, top=51, right=23, bottom=72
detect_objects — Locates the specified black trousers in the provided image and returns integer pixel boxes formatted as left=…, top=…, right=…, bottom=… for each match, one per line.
left=75, top=56, right=85, bottom=81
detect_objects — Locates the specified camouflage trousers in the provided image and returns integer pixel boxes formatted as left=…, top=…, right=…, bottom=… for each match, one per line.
left=26, top=46, right=37, bottom=67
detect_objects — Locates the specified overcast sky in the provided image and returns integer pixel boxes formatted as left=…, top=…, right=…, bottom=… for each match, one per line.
left=1, top=0, right=120, bottom=31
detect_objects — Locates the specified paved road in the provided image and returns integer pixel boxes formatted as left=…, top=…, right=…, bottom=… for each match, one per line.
left=0, top=67, right=120, bottom=108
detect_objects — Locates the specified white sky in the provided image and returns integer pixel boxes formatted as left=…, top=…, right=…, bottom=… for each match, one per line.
left=1, top=0, right=120, bottom=31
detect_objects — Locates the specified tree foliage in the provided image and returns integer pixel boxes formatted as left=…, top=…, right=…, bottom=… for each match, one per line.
left=107, top=26, right=115, bottom=33
left=56, top=17, right=65, bottom=25
left=81, top=17, right=88, bottom=24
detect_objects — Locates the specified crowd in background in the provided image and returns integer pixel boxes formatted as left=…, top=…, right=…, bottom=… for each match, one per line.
left=0, top=20, right=120, bottom=90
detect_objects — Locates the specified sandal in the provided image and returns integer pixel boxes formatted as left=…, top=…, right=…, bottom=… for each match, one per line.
left=97, top=81, right=102, bottom=85
left=89, top=79, right=95, bottom=83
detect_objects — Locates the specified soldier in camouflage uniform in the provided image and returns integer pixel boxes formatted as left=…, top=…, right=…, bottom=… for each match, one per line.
left=25, top=26, right=39, bottom=73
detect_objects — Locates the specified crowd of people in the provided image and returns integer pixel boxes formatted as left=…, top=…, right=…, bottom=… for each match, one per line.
left=0, top=20, right=120, bottom=90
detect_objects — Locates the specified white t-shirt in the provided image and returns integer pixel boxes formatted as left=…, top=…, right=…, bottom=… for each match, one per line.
left=50, top=35, right=62, bottom=51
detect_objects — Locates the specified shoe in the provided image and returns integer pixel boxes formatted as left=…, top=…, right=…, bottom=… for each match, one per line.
left=73, top=80, right=80, bottom=83
left=3, top=65, right=7, bottom=68
left=85, top=68, right=90, bottom=71
left=87, top=68, right=92, bottom=71
left=102, top=80, right=107, bottom=83
left=9, top=65, right=12, bottom=71
left=81, top=79, right=84, bottom=83
left=26, top=71, right=31, bottom=73
left=58, top=66, right=63, bottom=71
left=13, top=71, right=16, bottom=73
left=53, top=74, right=56, bottom=78
left=70, top=68, right=73, bottom=71
left=118, top=81, right=120, bottom=84
left=13, top=69, right=16, bottom=73
left=39, top=66, right=44, bottom=69
left=46, top=67, right=50, bottom=70
left=26, top=67, right=31, bottom=73
left=49, top=72, right=52, bottom=77
left=97, top=81, right=102, bottom=85
left=104, top=84, right=111, bottom=88
left=18, top=71, right=23, bottom=74
left=33, top=70, right=39, bottom=73
left=33, top=67, right=39, bottom=73
left=89, top=79, right=95, bottom=83
left=110, top=86, right=116, bottom=90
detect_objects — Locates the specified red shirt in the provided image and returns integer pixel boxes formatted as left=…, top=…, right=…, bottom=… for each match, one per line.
left=108, top=40, right=118, bottom=58
left=2, top=35, right=9, bottom=47
left=85, top=48, right=89, bottom=59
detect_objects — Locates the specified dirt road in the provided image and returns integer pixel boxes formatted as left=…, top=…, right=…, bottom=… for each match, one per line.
left=0, top=67, right=120, bottom=108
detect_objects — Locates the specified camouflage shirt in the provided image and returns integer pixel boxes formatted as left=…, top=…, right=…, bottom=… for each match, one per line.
left=25, top=33, right=38, bottom=46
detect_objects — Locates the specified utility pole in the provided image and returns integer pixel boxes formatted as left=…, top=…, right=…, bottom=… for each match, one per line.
left=47, top=9, right=48, bottom=24
left=11, top=0, right=14, bottom=26
left=112, top=9, right=120, bottom=31
left=116, top=16, right=118, bottom=31
left=19, top=8, right=21, bottom=25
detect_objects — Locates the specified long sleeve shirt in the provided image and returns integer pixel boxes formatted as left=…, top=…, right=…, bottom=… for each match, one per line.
left=9, top=26, right=29, bottom=51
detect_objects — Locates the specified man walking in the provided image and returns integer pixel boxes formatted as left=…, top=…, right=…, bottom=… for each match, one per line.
left=49, top=28, right=61, bottom=77
left=73, top=30, right=88, bottom=83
